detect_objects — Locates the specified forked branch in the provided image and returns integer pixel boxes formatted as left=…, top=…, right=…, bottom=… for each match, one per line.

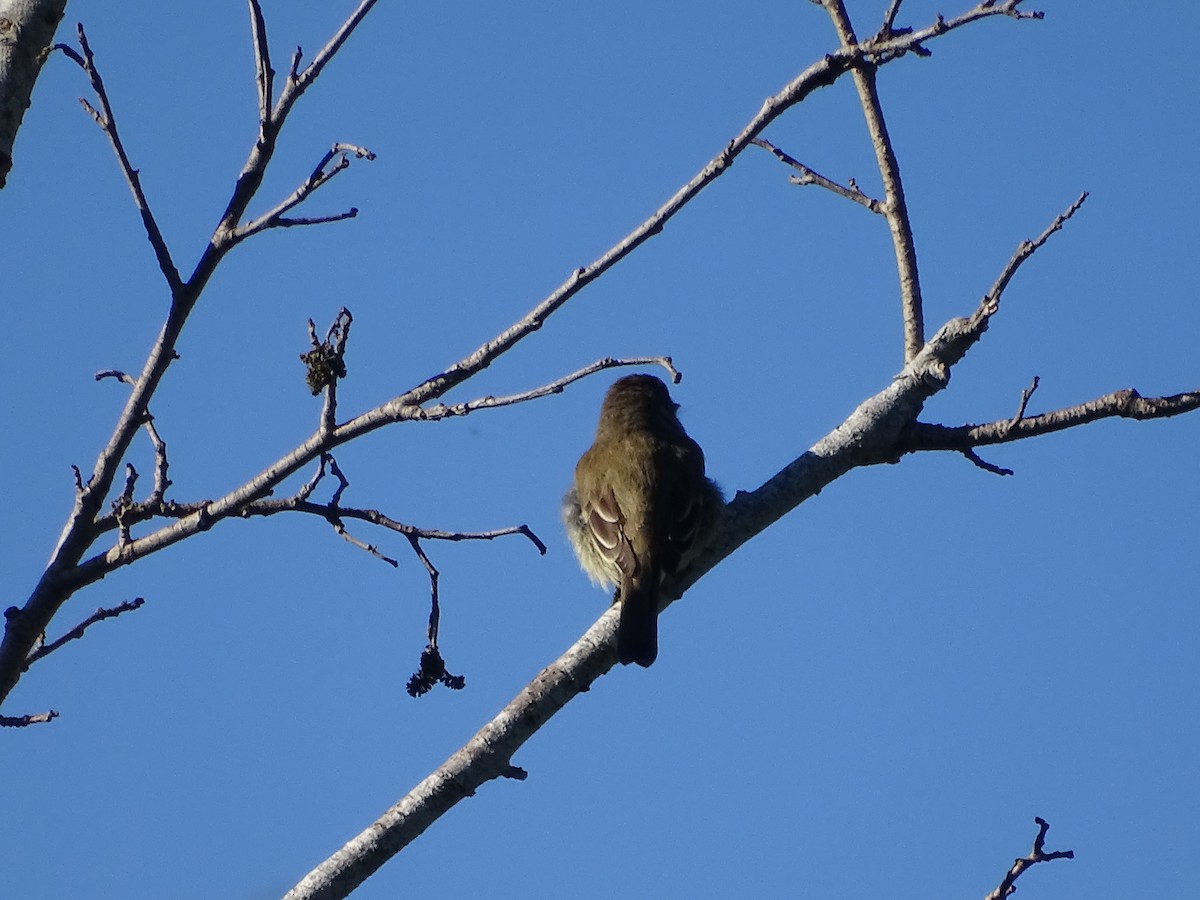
left=902, top=386, right=1200, bottom=458
left=984, top=817, right=1074, bottom=900
left=0, top=1, right=383, bottom=713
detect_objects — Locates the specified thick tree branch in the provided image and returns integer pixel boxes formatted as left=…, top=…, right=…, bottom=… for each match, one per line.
left=0, top=0, right=67, bottom=187
left=284, top=609, right=621, bottom=899
left=3, top=0, right=1045, bottom=717
left=280, top=320, right=964, bottom=897
left=76, top=193, right=1090, bottom=634
left=280, top=178, right=1164, bottom=896
left=284, top=335, right=1094, bottom=893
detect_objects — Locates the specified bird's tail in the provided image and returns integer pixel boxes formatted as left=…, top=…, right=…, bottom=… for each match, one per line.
left=617, top=577, right=658, bottom=667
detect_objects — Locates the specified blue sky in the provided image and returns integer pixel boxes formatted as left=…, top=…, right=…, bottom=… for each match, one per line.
left=3, top=1, right=1198, bottom=897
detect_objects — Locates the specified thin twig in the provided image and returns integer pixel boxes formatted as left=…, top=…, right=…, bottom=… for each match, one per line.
left=55, top=27, right=182, bottom=295
left=296, top=454, right=333, bottom=503
left=404, top=534, right=442, bottom=644
left=23, top=598, right=146, bottom=668
left=881, top=0, right=906, bottom=35
left=984, top=0, right=1045, bottom=22
left=325, top=455, right=351, bottom=507
left=290, top=0, right=379, bottom=97
left=96, top=370, right=173, bottom=502
left=951, top=377, right=1040, bottom=476
left=287, top=46, right=303, bottom=83
left=210, top=3, right=378, bottom=247
left=1002, top=375, right=1040, bottom=434
left=270, top=210, right=360, bottom=228
left=960, top=447, right=1013, bottom=476
left=417, top=356, right=680, bottom=423
left=300, top=309, right=353, bottom=432
left=230, top=446, right=548, bottom=558
left=247, top=500, right=548, bottom=555
left=332, top=519, right=400, bottom=566
left=752, top=138, right=883, bottom=211
left=980, top=192, right=1088, bottom=317
left=248, top=0, right=274, bottom=128
left=113, top=463, right=138, bottom=546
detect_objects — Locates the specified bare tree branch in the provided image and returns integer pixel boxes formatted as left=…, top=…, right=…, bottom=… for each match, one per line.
left=289, top=0, right=377, bottom=98
left=256, top=502, right=549, bottom=556
left=0, top=0, right=1081, bottom=732
left=234, top=143, right=375, bottom=243
left=283, top=608, right=621, bottom=899
left=240, top=449, right=550, bottom=564
left=882, top=193, right=1090, bottom=388
left=0, top=0, right=68, bottom=187
left=879, top=0, right=906, bottom=36
left=299, top=309, right=353, bottom=434
left=247, top=0, right=272, bottom=127
left=903, top=387, right=1200, bottom=454
left=752, top=137, right=884, bottom=211
left=280, top=188, right=1100, bottom=896
left=7, top=3, right=1191, bottom=897
left=379, top=1, right=1036, bottom=417
left=96, top=369, right=172, bottom=503
left=86, top=354, right=670, bottom=552
left=418, top=356, right=681, bottom=421
left=984, top=817, right=1074, bottom=900
left=983, top=192, right=1088, bottom=313
left=0, top=709, right=59, bottom=727
left=960, top=447, right=1013, bottom=476
left=23, top=597, right=145, bottom=668
left=823, top=0, right=924, bottom=362
left=211, top=0, right=380, bottom=249
left=55, top=26, right=182, bottom=294
left=1008, top=375, right=1040, bottom=427
left=0, top=1, right=383, bottom=712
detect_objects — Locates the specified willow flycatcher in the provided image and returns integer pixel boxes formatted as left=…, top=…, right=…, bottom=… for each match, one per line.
left=563, top=374, right=722, bottom=667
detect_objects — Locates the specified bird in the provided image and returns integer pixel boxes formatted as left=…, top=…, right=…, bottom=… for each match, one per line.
left=563, top=374, right=722, bottom=667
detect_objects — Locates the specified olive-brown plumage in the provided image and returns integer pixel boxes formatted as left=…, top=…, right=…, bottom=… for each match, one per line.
left=563, top=375, right=722, bottom=667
